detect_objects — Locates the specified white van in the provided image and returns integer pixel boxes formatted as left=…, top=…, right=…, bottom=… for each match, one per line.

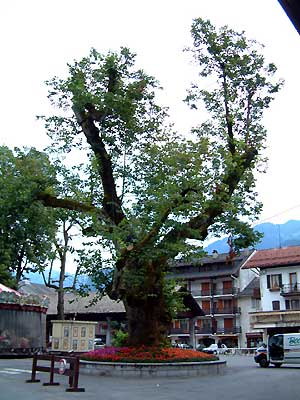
left=255, top=333, right=300, bottom=367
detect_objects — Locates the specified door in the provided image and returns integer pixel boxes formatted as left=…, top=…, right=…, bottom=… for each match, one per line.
left=202, top=300, right=211, bottom=313
left=224, top=299, right=233, bottom=313
left=269, top=335, right=284, bottom=361
left=223, top=281, right=232, bottom=294
left=224, top=318, right=233, bottom=334
left=201, top=282, right=210, bottom=296
left=290, top=272, right=297, bottom=291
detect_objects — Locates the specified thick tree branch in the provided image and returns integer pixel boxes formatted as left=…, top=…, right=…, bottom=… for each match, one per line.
left=221, top=64, right=235, bottom=155
left=71, top=65, right=125, bottom=225
left=134, top=188, right=199, bottom=251
left=159, top=147, right=258, bottom=247
left=72, top=109, right=125, bottom=225
left=37, top=192, right=102, bottom=214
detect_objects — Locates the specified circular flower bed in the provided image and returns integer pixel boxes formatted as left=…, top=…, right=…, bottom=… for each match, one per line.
left=81, top=346, right=218, bottom=363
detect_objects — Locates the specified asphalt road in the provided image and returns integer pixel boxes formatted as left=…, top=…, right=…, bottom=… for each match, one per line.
left=0, top=355, right=298, bottom=400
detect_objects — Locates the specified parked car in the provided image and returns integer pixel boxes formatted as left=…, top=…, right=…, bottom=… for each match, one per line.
left=202, top=343, right=228, bottom=355
left=93, top=338, right=105, bottom=349
left=173, top=343, right=193, bottom=349
left=254, top=343, right=268, bottom=367
left=196, top=344, right=205, bottom=352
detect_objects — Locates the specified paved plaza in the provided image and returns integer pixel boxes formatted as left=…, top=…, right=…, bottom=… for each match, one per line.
left=0, top=355, right=298, bottom=400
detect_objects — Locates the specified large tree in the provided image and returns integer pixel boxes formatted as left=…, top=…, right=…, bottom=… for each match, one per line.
left=37, top=19, right=282, bottom=346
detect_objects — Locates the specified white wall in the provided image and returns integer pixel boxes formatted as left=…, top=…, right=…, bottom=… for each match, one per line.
left=260, top=266, right=300, bottom=311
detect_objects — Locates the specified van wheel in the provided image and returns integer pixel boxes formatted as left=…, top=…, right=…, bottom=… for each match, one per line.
left=273, top=363, right=282, bottom=368
left=259, top=357, right=269, bottom=368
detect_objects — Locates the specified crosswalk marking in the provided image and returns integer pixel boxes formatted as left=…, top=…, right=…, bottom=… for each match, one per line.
left=5, top=368, right=33, bottom=373
left=0, top=371, right=19, bottom=375
left=0, top=368, right=37, bottom=375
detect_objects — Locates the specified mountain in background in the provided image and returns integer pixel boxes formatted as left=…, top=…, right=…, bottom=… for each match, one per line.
left=205, top=219, right=300, bottom=254
left=26, top=220, right=300, bottom=284
left=24, top=269, right=93, bottom=287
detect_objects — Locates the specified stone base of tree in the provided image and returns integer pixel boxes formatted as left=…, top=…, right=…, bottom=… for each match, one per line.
left=80, top=360, right=226, bottom=377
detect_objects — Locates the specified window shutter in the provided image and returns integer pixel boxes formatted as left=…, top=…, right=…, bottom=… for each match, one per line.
left=279, top=274, right=282, bottom=287
left=267, top=275, right=270, bottom=289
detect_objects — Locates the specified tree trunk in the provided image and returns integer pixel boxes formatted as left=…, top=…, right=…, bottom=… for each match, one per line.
left=57, top=288, right=65, bottom=320
left=124, top=299, right=172, bottom=346
left=121, top=258, right=172, bottom=347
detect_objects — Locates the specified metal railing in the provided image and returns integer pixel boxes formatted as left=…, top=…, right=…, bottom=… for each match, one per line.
left=280, top=283, right=300, bottom=296
left=169, top=328, right=189, bottom=334
left=193, top=287, right=239, bottom=297
left=194, top=326, right=241, bottom=335
left=213, top=307, right=241, bottom=314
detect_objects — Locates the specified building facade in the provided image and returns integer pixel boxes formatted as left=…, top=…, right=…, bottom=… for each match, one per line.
left=243, top=246, right=300, bottom=343
left=169, top=251, right=258, bottom=348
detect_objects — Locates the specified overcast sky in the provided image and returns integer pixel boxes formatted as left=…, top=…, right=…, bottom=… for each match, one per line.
left=1, top=0, right=299, bottom=226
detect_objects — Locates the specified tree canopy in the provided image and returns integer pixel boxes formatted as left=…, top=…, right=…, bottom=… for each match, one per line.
left=34, top=18, right=283, bottom=345
left=0, top=146, right=57, bottom=284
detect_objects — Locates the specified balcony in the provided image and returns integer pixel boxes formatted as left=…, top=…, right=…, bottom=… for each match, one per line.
left=213, top=287, right=239, bottom=296
left=192, top=287, right=239, bottom=297
left=169, top=328, right=189, bottom=335
left=195, top=327, right=213, bottom=334
left=280, top=283, right=300, bottom=297
left=213, top=307, right=241, bottom=315
left=216, top=327, right=241, bottom=334
left=194, top=326, right=241, bottom=335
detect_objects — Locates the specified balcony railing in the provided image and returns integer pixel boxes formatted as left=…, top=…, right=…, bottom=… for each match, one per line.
left=194, top=326, right=241, bottom=335
left=194, top=327, right=213, bottom=334
left=193, top=287, right=239, bottom=297
left=213, top=307, right=241, bottom=314
left=196, top=307, right=240, bottom=315
left=280, top=283, right=300, bottom=296
left=216, top=327, right=241, bottom=334
left=169, top=328, right=189, bottom=334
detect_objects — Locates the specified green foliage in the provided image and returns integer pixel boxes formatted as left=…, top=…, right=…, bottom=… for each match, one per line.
left=0, top=263, right=16, bottom=288
left=37, top=19, right=283, bottom=344
left=0, top=146, right=57, bottom=282
left=111, top=330, right=129, bottom=347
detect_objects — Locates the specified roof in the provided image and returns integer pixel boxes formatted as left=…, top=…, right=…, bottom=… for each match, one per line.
left=19, top=282, right=204, bottom=318
left=47, top=292, right=125, bottom=315
left=242, top=246, right=300, bottom=269
left=18, top=281, right=56, bottom=296
left=0, top=283, right=21, bottom=296
left=18, top=281, right=125, bottom=316
left=168, top=250, right=253, bottom=279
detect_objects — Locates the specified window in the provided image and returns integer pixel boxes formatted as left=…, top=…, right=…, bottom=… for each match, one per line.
left=267, top=274, right=282, bottom=290
left=251, top=298, right=261, bottom=310
left=272, top=300, right=280, bottom=310
left=285, top=299, right=300, bottom=310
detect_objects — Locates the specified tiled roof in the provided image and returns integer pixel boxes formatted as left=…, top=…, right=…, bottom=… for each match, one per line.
left=18, top=281, right=125, bottom=315
left=242, top=246, right=300, bottom=269
left=46, top=292, right=125, bottom=315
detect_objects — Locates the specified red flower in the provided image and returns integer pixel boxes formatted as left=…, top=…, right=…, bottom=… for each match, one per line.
left=82, top=346, right=217, bottom=363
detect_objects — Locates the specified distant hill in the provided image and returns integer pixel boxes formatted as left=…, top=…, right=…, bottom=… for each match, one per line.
left=24, top=269, right=93, bottom=288
left=205, top=220, right=300, bottom=254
